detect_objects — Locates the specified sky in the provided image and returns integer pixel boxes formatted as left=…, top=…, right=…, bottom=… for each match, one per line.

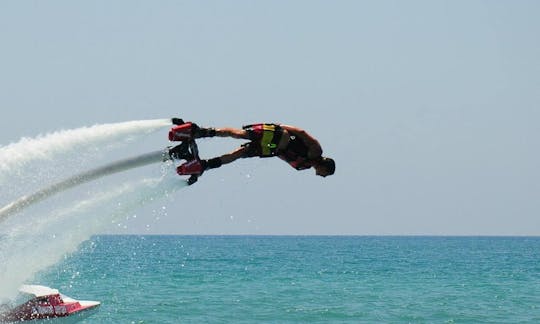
left=1, top=0, right=539, bottom=235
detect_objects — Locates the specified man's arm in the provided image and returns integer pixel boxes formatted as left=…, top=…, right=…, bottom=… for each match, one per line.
left=280, top=125, right=323, bottom=159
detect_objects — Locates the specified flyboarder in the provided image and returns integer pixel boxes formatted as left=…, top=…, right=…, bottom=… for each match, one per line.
left=168, top=118, right=335, bottom=183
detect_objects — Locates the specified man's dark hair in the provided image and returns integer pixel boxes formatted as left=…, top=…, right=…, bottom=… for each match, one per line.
left=320, top=157, right=335, bottom=175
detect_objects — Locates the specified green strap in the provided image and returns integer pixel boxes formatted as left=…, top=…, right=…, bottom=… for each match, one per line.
left=260, top=124, right=279, bottom=156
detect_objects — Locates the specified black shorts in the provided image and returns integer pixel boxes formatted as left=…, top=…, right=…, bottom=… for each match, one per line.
left=241, top=142, right=262, bottom=158
left=241, top=123, right=282, bottom=158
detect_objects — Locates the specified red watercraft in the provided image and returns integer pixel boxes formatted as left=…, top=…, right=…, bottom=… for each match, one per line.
left=0, top=285, right=100, bottom=323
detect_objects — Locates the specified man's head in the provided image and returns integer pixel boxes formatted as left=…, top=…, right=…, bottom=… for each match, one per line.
left=313, top=157, right=335, bottom=177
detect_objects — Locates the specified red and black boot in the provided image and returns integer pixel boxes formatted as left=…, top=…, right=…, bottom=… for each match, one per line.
left=169, top=122, right=216, bottom=141
left=177, top=159, right=206, bottom=176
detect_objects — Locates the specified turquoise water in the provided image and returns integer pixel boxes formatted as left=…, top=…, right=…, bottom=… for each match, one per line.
left=37, top=236, right=539, bottom=323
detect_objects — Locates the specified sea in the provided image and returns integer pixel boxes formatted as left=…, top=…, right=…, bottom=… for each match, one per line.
left=33, top=236, right=539, bottom=323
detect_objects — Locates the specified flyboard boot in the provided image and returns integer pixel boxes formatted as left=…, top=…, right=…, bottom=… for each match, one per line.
left=169, top=122, right=196, bottom=141
left=177, top=159, right=204, bottom=185
left=169, top=118, right=217, bottom=141
left=177, top=159, right=204, bottom=176
left=167, top=141, right=202, bottom=185
left=168, top=118, right=212, bottom=185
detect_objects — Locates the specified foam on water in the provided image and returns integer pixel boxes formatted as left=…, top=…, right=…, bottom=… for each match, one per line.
left=0, top=119, right=169, bottom=176
left=0, top=175, right=185, bottom=301
left=0, top=120, right=185, bottom=301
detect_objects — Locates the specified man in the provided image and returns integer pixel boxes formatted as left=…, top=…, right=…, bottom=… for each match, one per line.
left=169, top=118, right=335, bottom=178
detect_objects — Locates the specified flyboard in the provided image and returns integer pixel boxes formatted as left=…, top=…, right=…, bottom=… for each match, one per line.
left=167, top=118, right=203, bottom=186
left=0, top=118, right=199, bottom=223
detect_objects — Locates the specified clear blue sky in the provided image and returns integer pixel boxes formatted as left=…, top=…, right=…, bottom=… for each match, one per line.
left=1, top=1, right=539, bottom=235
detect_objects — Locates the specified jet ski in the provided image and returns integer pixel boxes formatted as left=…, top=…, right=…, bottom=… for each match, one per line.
left=0, top=285, right=100, bottom=323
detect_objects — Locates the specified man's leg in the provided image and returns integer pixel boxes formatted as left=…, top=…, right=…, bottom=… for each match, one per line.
left=178, top=146, right=251, bottom=175
left=219, top=146, right=250, bottom=164
left=195, top=124, right=251, bottom=139
left=213, top=127, right=250, bottom=140
left=204, top=146, right=249, bottom=170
